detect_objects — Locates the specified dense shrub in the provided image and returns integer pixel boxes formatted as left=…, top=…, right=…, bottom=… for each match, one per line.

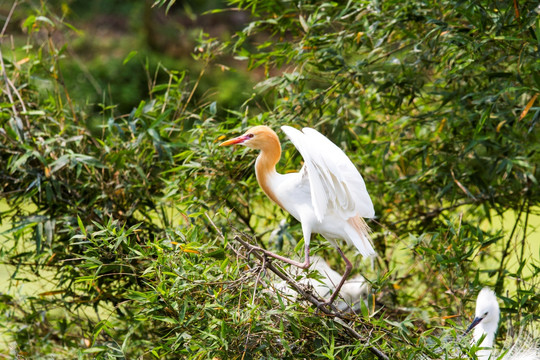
left=1, top=0, right=538, bottom=358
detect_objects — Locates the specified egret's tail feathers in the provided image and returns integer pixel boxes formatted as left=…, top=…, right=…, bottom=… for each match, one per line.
left=346, top=216, right=376, bottom=258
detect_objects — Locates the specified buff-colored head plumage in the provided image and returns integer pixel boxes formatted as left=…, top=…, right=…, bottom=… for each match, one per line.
left=219, top=125, right=280, bottom=152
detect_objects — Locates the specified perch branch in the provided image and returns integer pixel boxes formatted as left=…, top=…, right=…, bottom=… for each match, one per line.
left=204, top=214, right=389, bottom=359
left=231, top=232, right=389, bottom=360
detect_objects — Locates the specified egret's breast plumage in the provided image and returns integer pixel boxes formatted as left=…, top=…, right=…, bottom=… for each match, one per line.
left=271, top=172, right=311, bottom=222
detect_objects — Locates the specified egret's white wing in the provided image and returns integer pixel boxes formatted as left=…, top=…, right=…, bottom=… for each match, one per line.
left=281, top=126, right=374, bottom=222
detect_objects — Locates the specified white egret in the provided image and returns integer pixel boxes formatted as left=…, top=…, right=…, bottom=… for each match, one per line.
left=466, top=287, right=539, bottom=360
left=220, top=125, right=375, bottom=305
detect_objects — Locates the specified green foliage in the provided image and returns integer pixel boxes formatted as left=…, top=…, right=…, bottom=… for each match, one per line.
left=1, top=0, right=538, bottom=359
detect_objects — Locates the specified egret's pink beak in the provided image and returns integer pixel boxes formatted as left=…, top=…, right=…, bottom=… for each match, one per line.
left=219, top=134, right=250, bottom=146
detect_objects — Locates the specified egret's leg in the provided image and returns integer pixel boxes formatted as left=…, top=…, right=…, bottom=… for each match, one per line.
left=250, top=248, right=309, bottom=269
left=326, top=246, right=352, bottom=306
left=245, top=224, right=311, bottom=270
left=299, top=224, right=312, bottom=269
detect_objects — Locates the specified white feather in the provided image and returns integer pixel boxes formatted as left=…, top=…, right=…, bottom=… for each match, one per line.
left=281, top=126, right=374, bottom=222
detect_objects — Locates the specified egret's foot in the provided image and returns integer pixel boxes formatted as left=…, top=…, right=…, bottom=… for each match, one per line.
left=250, top=247, right=309, bottom=270
left=315, top=299, right=340, bottom=313
left=316, top=301, right=329, bottom=311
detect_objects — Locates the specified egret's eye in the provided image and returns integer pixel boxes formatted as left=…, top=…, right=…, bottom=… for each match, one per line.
left=246, top=133, right=254, bottom=139
left=484, top=312, right=488, bottom=316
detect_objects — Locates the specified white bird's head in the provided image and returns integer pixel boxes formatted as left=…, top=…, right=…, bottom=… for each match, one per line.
left=466, top=288, right=500, bottom=341
left=219, top=125, right=279, bottom=151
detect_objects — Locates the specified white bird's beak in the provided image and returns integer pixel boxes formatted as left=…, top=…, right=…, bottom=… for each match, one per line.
left=465, top=316, right=483, bottom=334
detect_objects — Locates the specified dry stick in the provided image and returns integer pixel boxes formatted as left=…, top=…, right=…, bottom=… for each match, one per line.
left=6, top=73, right=28, bottom=113
left=232, top=234, right=389, bottom=360
left=251, top=255, right=265, bottom=306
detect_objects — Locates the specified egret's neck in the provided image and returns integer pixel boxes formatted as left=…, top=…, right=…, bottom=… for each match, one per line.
left=474, top=325, right=496, bottom=359
left=255, top=138, right=282, bottom=208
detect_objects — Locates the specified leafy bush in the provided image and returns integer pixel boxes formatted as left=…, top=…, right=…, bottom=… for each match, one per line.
left=1, top=0, right=538, bottom=359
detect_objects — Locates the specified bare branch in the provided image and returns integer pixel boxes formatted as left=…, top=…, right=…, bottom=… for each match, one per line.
left=231, top=232, right=389, bottom=360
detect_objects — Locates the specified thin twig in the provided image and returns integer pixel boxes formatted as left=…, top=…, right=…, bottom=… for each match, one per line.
left=251, top=256, right=265, bottom=306
left=388, top=191, right=529, bottom=227
left=0, top=260, right=64, bottom=268
left=0, top=46, right=19, bottom=121
left=516, top=198, right=530, bottom=303
left=178, top=59, right=208, bottom=118
left=390, top=199, right=477, bottom=226
left=367, top=42, right=415, bottom=66
left=46, top=33, right=78, bottom=124
left=495, top=198, right=526, bottom=293
left=6, top=71, right=28, bottom=114
left=0, top=0, right=18, bottom=38
left=205, top=212, right=243, bottom=258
